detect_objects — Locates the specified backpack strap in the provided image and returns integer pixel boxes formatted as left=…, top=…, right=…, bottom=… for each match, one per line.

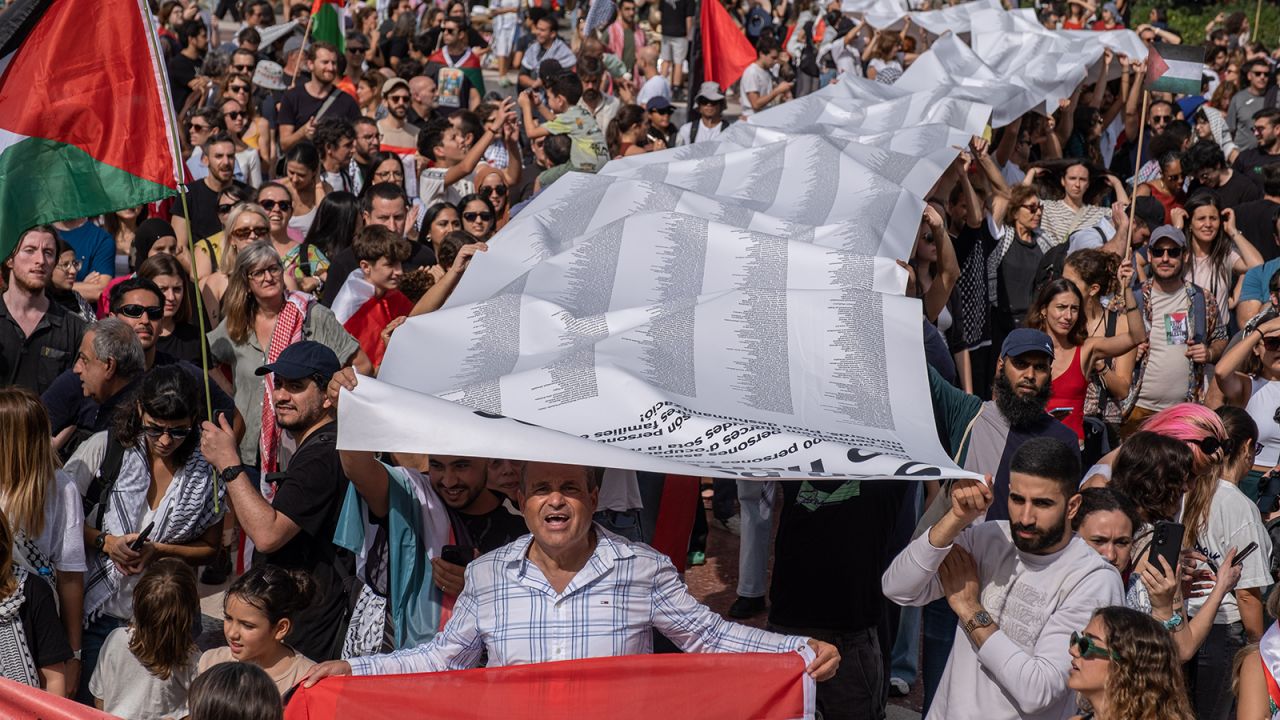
left=1190, top=285, right=1207, bottom=345
left=1104, top=305, right=1119, bottom=337
left=82, top=431, right=129, bottom=531
left=690, top=119, right=700, bottom=144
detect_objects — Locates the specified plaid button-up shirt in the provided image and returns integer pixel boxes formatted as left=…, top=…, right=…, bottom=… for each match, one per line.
left=348, top=526, right=808, bottom=675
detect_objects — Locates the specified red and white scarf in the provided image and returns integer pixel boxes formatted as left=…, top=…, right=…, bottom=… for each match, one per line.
left=259, top=291, right=312, bottom=479
left=1260, top=621, right=1280, bottom=719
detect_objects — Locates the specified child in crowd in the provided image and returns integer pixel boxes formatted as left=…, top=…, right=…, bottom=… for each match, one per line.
left=198, top=564, right=317, bottom=695
left=90, top=558, right=201, bottom=719
left=341, top=225, right=415, bottom=369
left=0, top=509, right=71, bottom=694
left=188, top=662, right=283, bottom=720
left=518, top=71, right=609, bottom=173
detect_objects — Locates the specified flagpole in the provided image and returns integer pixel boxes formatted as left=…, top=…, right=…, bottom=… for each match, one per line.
left=139, top=0, right=220, bottom=511
left=290, top=12, right=316, bottom=90
left=1126, top=89, right=1150, bottom=251
left=1252, top=0, right=1263, bottom=43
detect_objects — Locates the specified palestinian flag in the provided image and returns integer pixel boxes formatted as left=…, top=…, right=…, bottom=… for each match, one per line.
left=1146, top=42, right=1205, bottom=96
left=311, top=0, right=346, bottom=54
left=0, top=0, right=181, bottom=259
left=428, top=47, right=486, bottom=97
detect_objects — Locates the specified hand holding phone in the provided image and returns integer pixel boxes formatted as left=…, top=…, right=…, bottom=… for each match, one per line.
left=129, top=521, right=155, bottom=551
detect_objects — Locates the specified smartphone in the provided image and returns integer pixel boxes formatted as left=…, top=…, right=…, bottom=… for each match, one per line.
left=1146, top=520, right=1185, bottom=575
left=1232, top=541, right=1260, bottom=567
left=129, top=521, right=155, bottom=551
left=1049, top=407, right=1073, bottom=419
left=441, top=544, right=476, bottom=567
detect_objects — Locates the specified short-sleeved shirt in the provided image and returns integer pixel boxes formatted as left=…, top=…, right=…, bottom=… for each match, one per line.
left=197, top=646, right=315, bottom=695
left=1233, top=148, right=1280, bottom=189
left=0, top=295, right=88, bottom=396
left=58, top=222, right=115, bottom=280
left=7, top=469, right=87, bottom=573
left=277, top=84, right=362, bottom=130
left=1208, top=170, right=1264, bottom=211
left=90, top=627, right=197, bottom=718
left=16, top=574, right=72, bottom=671
left=543, top=106, right=608, bottom=173
left=1039, top=199, right=1109, bottom=247
left=167, top=52, right=201, bottom=112
left=519, top=37, right=576, bottom=78
left=1235, top=199, right=1280, bottom=262
left=659, top=0, right=694, bottom=37
left=455, top=493, right=530, bottom=552
left=1136, top=285, right=1194, bottom=411
left=739, top=63, right=773, bottom=118
left=1240, top=257, right=1280, bottom=305
left=207, top=305, right=360, bottom=463
left=154, top=322, right=210, bottom=365
left=321, top=244, right=437, bottom=307
left=256, top=421, right=354, bottom=661
left=171, top=179, right=231, bottom=242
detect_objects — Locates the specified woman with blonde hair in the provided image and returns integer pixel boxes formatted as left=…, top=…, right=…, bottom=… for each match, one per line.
left=0, top=387, right=84, bottom=693
left=1067, top=606, right=1195, bottom=720
left=0, top=508, right=72, bottom=695
left=200, top=202, right=272, bottom=323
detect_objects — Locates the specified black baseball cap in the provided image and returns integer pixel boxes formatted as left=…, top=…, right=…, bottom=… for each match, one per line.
left=255, top=341, right=341, bottom=380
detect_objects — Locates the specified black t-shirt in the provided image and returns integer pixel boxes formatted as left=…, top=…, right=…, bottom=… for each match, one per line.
left=172, top=179, right=233, bottom=242
left=660, top=0, right=695, bottom=37
left=155, top=321, right=209, bottom=366
left=768, top=479, right=910, bottom=631
left=998, top=236, right=1044, bottom=318
left=1211, top=169, right=1264, bottom=210
left=1235, top=198, right=1280, bottom=261
left=321, top=243, right=437, bottom=307
left=277, top=84, right=362, bottom=130
left=455, top=494, right=529, bottom=553
left=1232, top=148, right=1280, bottom=189
left=168, top=52, right=201, bottom=111
left=20, top=575, right=72, bottom=668
left=258, top=421, right=354, bottom=661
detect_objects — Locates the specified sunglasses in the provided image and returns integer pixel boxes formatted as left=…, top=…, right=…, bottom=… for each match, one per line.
left=1263, top=337, right=1280, bottom=352
left=347, top=46, right=369, bottom=53
left=231, top=226, right=270, bottom=240
left=651, top=107, right=675, bottom=115
left=1070, top=632, right=1120, bottom=661
left=189, top=122, right=211, bottom=132
left=116, top=304, right=163, bottom=320
left=1249, top=71, right=1270, bottom=77
left=1021, top=203, right=1044, bottom=213
left=142, top=423, right=193, bottom=440
left=385, top=95, right=410, bottom=104
left=463, top=211, right=494, bottom=223
left=232, top=64, right=254, bottom=73
left=259, top=199, right=293, bottom=212
left=1150, top=116, right=1171, bottom=125
left=1150, top=245, right=1184, bottom=258
left=1190, top=435, right=1228, bottom=456
left=228, top=84, right=250, bottom=93
left=481, top=184, right=508, bottom=197
left=224, top=110, right=245, bottom=120
left=217, top=203, right=235, bottom=214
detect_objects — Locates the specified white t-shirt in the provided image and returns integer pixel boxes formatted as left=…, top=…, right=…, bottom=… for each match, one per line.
left=597, top=468, right=643, bottom=512
left=90, top=627, right=199, bottom=720
left=1187, top=479, right=1273, bottom=625
left=418, top=167, right=474, bottom=208
left=739, top=63, right=774, bottom=117
left=7, top=470, right=88, bottom=573
left=676, top=119, right=727, bottom=145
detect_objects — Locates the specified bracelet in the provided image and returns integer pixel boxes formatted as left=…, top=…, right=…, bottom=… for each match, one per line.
left=1162, top=611, right=1184, bottom=632
left=1124, top=305, right=1138, bottom=312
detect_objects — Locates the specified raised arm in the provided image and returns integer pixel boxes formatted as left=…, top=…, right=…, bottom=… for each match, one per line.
left=328, top=368, right=391, bottom=517
left=922, top=206, right=959, bottom=324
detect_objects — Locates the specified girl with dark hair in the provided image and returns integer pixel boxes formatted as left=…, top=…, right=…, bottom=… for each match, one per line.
left=418, top=202, right=461, bottom=276
left=198, top=564, right=316, bottom=694
left=368, top=151, right=407, bottom=188
left=97, top=219, right=180, bottom=318
left=1025, top=277, right=1146, bottom=441
left=67, top=366, right=224, bottom=700
left=1062, top=250, right=1133, bottom=431
left=1173, top=192, right=1262, bottom=327
left=1070, top=487, right=1139, bottom=572
left=303, top=191, right=363, bottom=257
left=138, top=253, right=204, bottom=364
left=49, top=237, right=97, bottom=324
left=458, top=193, right=496, bottom=240
left=103, top=206, right=147, bottom=277
left=0, top=508, right=72, bottom=694
left=90, top=559, right=201, bottom=718
left=607, top=104, right=649, bottom=159
left=1134, top=151, right=1185, bottom=223
left=279, top=143, right=329, bottom=237
left=1067, top=606, right=1195, bottom=720
left=188, top=662, right=282, bottom=720
left=260, top=181, right=328, bottom=296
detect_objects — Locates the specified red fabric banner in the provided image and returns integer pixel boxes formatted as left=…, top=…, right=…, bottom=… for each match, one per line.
left=0, top=678, right=119, bottom=720
left=285, top=652, right=813, bottom=720
left=700, top=0, right=758, bottom=89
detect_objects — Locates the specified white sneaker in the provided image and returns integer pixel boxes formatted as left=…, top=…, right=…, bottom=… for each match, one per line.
left=889, top=677, right=909, bottom=696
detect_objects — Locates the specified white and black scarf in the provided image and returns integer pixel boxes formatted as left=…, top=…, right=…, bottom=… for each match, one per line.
left=84, top=442, right=223, bottom=623
left=986, top=222, right=1055, bottom=305
left=0, top=567, right=38, bottom=687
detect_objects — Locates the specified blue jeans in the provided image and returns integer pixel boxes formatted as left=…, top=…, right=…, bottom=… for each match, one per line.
left=736, top=480, right=772, bottom=598
left=77, top=614, right=126, bottom=703
left=921, top=598, right=957, bottom=715
left=890, top=604, right=920, bottom=685
left=594, top=509, right=644, bottom=542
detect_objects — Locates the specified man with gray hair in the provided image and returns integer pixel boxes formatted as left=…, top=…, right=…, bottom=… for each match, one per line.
left=72, top=318, right=144, bottom=423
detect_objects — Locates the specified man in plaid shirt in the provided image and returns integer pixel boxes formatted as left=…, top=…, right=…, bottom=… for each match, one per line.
left=303, top=462, right=840, bottom=683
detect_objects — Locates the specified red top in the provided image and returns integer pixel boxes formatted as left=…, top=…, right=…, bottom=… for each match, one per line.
left=1048, top=345, right=1087, bottom=441
left=343, top=290, right=414, bottom=368
left=1146, top=184, right=1182, bottom=224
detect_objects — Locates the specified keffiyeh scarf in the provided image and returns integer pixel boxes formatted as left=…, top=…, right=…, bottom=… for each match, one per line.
left=260, top=291, right=312, bottom=478
left=0, top=567, right=38, bottom=687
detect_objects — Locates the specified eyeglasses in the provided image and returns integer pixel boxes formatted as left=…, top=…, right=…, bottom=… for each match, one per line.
left=231, top=225, right=270, bottom=240
left=248, top=264, right=284, bottom=281
left=142, top=423, right=193, bottom=440
left=224, top=110, right=245, bottom=120
left=481, top=184, right=508, bottom=197
left=1021, top=203, right=1044, bottom=214
left=1070, top=632, right=1120, bottom=661
left=463, top=211, right=494, bottom=223
left=116, top=304, right=163, bottom=320
left=1190, top=435, right=1227, bottom=457
left=259, top=199, right=293, bottom=213
left=55, top=259, right=82, bottom=273
left=1150, top=245, right=1184, bottom=258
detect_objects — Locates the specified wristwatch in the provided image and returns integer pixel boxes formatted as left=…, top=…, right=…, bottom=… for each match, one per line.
left=963, top=610, right=994, bottom=635
left=217, top=464, right=250, bottom=486
left=93, top=533, right=108, bottom=552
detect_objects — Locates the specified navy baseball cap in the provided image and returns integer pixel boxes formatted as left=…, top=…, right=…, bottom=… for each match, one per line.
left=255, top=341, right=341, bottom=380
left=1001, top=328, right=1054, bottom=360
left=645, top=96, right=673, bottom=112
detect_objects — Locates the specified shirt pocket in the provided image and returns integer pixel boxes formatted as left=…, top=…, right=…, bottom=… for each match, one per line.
left=38, top=345, right=70, bottom=389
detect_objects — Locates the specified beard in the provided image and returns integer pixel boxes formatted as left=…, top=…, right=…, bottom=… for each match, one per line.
left=994, top=371, right=1051, bottom=429
left=1011, top=511, right=1069, bottom=554
left=582, top=88, right=602, bottom=105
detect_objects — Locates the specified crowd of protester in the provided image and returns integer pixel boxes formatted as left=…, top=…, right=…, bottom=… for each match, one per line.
left=3, top=0, right=1280, bottom=718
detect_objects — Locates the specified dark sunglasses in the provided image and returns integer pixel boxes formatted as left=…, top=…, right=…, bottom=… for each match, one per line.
left=217, top=203, right=235, bottom=214
left=1150, top=245, right=1184, bottom=258
left=224, top=110, right=245, bottom=120
left=228, top=84, right=250, bottom=92
left=1263, top=336, right=1280, bottom=352
left=231, top=64, right=254, bottom=73
left=1021, top=202, right=1044, bottom=213
left=1070, top=631, right=1120, bottom=661
left=1150, top=115, right=1171, bottom=124
left=347, top=46, right=368, bottom=53
left=1190, top=435, right=1229, bottom=457
left=463, top=211, right=494, bottom=223
left=116, top=304, right=163, bottom=320
left=231, top=226, right=270, bottom=240
left=142, top=423, right=193, bottom=439
left=651, top=107, right=675, bottom=115
left=481, top=184, right=508, bottom=197
left=189, top=122, right=211, bottom=132
left=259, top=199, right=293, bottom=212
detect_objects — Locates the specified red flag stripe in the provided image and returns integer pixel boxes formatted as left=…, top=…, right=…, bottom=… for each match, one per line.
left=700, top=0, right=757, bottom=90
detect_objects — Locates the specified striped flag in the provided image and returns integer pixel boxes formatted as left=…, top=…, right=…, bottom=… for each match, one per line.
left=1146, top=42, right=1204, bottom=95
left=310, top=0, right=346, bottom=53
left=0, top=0, right=181, bottom=258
